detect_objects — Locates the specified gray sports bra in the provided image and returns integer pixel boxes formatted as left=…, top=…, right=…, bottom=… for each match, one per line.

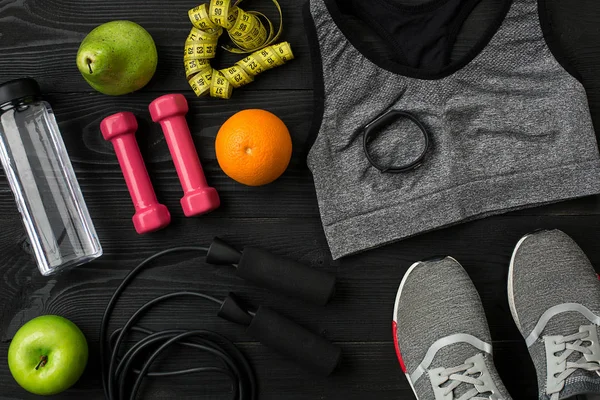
left=305, top=0, right=600, bottom=259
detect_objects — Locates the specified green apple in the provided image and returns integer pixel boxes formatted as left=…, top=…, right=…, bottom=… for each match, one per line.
left=76, top=20, right=158, bottom=95
left=8, top=315, right=88, bottom=396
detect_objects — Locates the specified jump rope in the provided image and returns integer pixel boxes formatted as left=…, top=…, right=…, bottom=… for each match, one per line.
left=100, top=238, right=340, bottom=400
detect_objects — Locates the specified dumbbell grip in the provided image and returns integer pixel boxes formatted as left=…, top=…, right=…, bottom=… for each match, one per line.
left=160, top=117, right=208, bottom=191
left=238, top=247, right=336, bottom=306
left=112, top=134, right=158, bottom=209
left=246, top=307, right=341, bottom=376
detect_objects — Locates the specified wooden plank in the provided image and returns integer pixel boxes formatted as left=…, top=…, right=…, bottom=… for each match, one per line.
left=0, top=340, right=537, bottom=400
left=2, top=214, right=600, bottom=346
left=0, top=90, right=598, bottom=218
left=0, top=0, right=599, bottom=99
left=0, top=0, right=312, bottom=92
left=0, top=90, right=321, bottom=220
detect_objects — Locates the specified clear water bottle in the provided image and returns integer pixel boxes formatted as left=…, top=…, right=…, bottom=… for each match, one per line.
left=0, top=78, right=102, bottom=275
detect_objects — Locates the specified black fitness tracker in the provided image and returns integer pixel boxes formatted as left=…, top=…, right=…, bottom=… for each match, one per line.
left=363, top=110, right=430, bottom=173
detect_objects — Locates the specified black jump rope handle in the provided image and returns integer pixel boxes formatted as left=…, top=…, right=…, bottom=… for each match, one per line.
left=207, top=238, right=336, bottom=306
left=219, top=295, right=342, bottom=376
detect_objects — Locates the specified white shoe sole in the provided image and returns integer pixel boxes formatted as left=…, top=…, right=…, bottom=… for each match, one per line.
left=393, top=260, right=422, bottom=400
left=508, top=233, right=533, bottom=332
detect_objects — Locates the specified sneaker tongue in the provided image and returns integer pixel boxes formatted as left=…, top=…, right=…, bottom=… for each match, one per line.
left=542, top=312, right=589, bottom=337
left=430, top=343, right=487, bottom=399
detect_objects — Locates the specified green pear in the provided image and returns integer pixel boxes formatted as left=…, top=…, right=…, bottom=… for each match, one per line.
left=76, top=21, right=158, bottom=96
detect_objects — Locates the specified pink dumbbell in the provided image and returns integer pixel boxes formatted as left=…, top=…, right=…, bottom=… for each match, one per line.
left=100, top=112, right=171, bottom=234
left=149, top=94, right=220, bottom=217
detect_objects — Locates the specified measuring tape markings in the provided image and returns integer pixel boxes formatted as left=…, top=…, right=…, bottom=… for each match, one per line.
left=189, top=68, right=214, bottom=97
left=184, top=0, right=294, bottom=99
left=184, top=58, right=212, bottom=78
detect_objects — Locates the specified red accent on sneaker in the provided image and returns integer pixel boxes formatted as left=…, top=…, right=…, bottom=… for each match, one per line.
left=392, top=321, right=407, bottom=373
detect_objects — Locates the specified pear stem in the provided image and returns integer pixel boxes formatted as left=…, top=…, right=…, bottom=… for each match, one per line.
left=86, top=58, right=93, bottom=74
left=35, top=355, right=48, bottom=370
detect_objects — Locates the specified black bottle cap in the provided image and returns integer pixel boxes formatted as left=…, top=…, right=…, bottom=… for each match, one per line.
left=0, top=78, right=41, bottom=106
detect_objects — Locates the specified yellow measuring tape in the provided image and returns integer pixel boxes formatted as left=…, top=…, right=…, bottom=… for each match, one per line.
left=185, top=0, right=294, bottom=99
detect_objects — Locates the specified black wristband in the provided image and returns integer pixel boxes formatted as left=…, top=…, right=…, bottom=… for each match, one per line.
left=363, top=110, right=430, bottom=173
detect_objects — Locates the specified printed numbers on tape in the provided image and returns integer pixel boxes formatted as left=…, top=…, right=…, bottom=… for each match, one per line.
left=185, top=0, right=294, bottom=99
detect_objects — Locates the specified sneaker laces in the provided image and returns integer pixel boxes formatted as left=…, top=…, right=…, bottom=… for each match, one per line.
left=548, top=330, right=600, bottom=400
left=438, top=362, right=492, bottom=400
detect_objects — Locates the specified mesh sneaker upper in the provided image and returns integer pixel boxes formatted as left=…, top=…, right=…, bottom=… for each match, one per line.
left=509, top=230, right=600, bottom=400
left=394, top=257, right=511, bottom=399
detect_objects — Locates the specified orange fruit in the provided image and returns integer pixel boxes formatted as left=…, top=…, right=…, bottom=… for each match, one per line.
left=215, top=109, right=292, bottom=186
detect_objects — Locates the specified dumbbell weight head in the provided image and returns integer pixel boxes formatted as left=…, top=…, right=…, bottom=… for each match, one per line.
left=148, top=93, right=189, bottom=122
left=100, top=111, right=138, bottom=141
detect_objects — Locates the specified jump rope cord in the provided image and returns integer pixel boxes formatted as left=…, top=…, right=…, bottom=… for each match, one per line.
left=99, top=246, right=257, bottom=400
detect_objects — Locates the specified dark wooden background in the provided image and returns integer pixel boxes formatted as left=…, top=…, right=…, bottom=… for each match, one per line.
left=1, top=0, right=600, bottom=399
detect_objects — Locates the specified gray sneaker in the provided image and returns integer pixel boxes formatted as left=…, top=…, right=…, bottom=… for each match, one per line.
left=509, top=229, right=600, bottom=400
left=393, top=257, right=511, bottom=400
